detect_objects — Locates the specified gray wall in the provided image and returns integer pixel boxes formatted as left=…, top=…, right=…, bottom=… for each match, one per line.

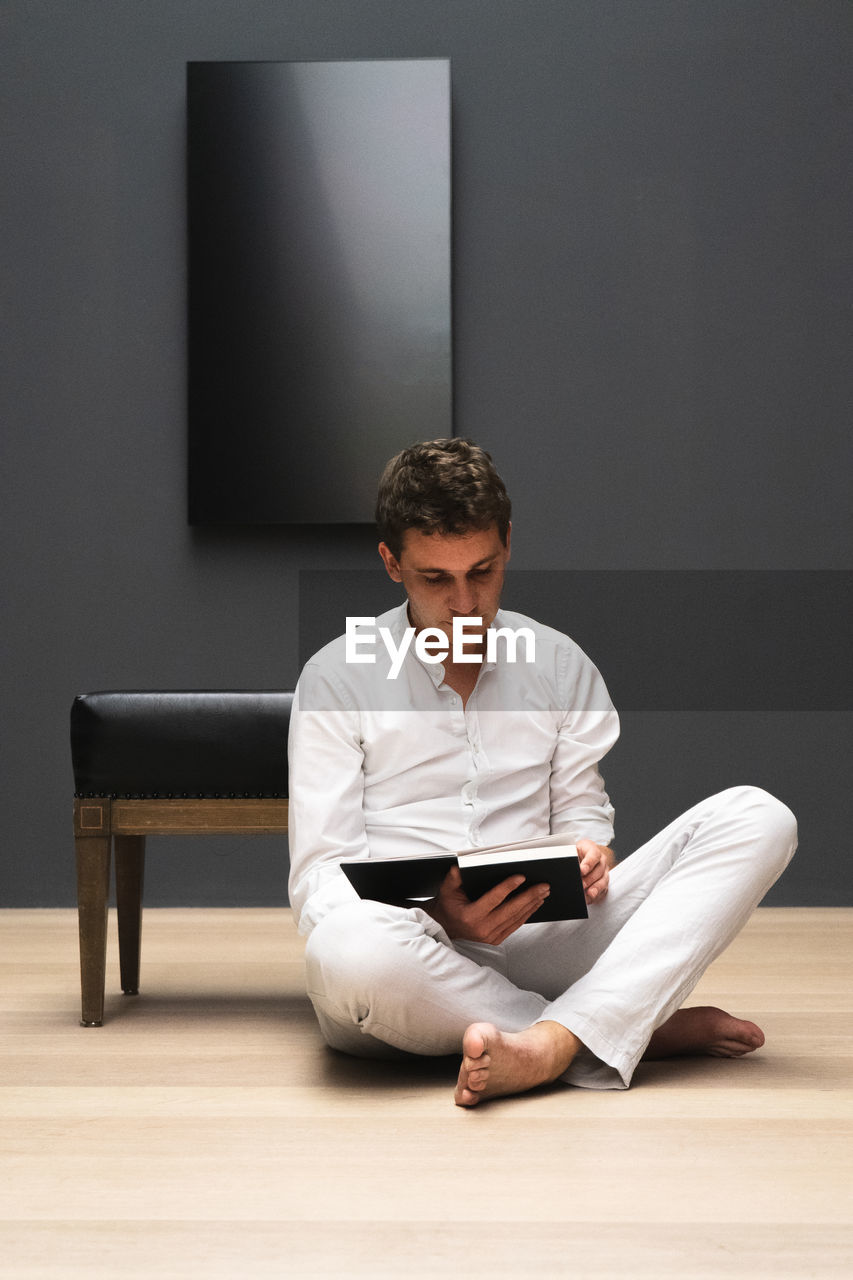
left=2, top=1, right=850, bottom=907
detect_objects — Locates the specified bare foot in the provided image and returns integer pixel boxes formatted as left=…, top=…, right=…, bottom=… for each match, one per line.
left=454, top=1020, right=581, bottom=1107
left=644, top=1005, right=766, bottom=1060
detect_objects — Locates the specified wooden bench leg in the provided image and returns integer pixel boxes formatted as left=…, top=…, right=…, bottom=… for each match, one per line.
left=74, top=818, right=112, bottom=1027
left=115, top=835, right=145, bottom=996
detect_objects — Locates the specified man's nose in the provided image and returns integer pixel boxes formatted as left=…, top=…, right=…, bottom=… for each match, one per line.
left=448, top=577, right=478, bottom=615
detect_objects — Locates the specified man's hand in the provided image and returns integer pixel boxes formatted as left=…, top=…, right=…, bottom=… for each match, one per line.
left=576, top=839, right=615, bottom=904
left=424, top=866, right=550, bottom=944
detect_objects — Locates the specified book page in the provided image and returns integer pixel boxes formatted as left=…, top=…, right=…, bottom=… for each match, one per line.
left=460, top=843, right=578, bottom=868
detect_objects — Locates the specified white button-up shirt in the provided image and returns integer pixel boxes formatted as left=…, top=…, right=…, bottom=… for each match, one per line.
left=287, top=603, right=619, bottom=933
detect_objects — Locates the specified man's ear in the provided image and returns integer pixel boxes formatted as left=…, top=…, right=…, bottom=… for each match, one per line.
left=378, top=541, right=403, bottom=583
left=504, top=521, right=512, bottom=561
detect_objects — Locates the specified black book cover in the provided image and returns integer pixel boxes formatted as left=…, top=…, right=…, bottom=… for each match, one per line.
left=341, top=854, right=456, bottom=907
left=341, top=840, right=588, bottom=923
left=458, top=854, right=587, bottom=923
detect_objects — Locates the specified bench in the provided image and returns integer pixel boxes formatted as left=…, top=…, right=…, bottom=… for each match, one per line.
left=70, top=691, right=292, bottom=1025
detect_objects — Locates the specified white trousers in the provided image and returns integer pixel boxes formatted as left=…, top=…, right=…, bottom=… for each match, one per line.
left=304, top=786, right=797, bottom=1089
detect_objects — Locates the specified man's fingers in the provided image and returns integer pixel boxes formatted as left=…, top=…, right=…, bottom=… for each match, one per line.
left=586, top=868, right=609, bottom=902
left=472, top=874, right=528, bottom=911
left=574, top=839, right=616, bottom=905
left=579, top=845, right=607, bottom=884
left=470, top=880, right=550, bottom=942
left=485, top=886, right=551, bottom=943
left=430, top=867, right=552, bottom=943
left=494, top=882, right=550, bottom=933
left=504, top=880, right=548, bottom=916
left=576, top=839, right=596, bottom=870
left=441, top=873, right=552, bottom=944
left=580, top=852, right=603, bottom=879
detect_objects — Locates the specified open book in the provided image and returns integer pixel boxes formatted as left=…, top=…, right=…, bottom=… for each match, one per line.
left=341, top=833, right=587, bottom=924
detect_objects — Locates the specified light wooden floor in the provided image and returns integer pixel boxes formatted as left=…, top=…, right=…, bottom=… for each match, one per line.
left=1, top=907, right=851, bottom=1278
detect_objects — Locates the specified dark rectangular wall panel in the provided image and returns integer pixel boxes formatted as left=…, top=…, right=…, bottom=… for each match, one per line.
left=188, top=59, right=451, bottom=523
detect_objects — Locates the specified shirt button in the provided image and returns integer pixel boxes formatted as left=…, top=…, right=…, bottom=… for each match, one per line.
left=450, top=696, right=458, bottom=706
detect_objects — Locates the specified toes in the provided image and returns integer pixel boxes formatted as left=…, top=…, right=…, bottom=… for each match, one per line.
left=462, top=1027, right=489, bottom=1060
left=464, top=1052, right=490, bottom=1072
left=708, top=1038, right=763, bottom=1058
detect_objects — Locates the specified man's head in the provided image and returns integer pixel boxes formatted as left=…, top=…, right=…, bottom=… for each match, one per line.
left=376, top=439, right=512, bottom=644
left=375, top=438, right=511, bottom=560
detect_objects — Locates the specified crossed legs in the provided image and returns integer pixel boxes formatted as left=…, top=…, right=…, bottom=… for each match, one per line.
left=304, top=787, right=797, bottom=1104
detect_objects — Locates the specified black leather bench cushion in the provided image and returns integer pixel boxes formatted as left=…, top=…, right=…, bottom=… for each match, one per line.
left=71, top=691, right=293, bottom=797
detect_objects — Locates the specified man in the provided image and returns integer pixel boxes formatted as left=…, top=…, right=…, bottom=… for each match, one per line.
left=288, top=439, right=797, bottom=1106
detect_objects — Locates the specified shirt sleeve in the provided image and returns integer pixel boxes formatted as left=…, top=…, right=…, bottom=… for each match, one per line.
left=286, top=664, right=368, bottom=934
left=548, top=639, right=620, bottom=848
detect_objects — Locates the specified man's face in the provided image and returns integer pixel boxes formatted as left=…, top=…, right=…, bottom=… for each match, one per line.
left=378, top=523, right=511, bottom=647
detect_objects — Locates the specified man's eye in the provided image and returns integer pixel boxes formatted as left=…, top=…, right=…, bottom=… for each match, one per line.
left=422, top=568, right=491, bottom=585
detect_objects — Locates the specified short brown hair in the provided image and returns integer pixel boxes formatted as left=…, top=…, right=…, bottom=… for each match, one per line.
left=376, top=438, right=511, bottom=558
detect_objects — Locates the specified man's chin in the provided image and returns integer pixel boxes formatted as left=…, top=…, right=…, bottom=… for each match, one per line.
left=446, top=620, right=487, bottom=636
left=450, top=617, right=495, bottom=634
left=414, top=617, right=494, bottom=646
left=447, top=619, right=492, bottom=662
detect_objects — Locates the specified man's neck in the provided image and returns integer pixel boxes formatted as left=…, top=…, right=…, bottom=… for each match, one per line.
left=402, top=603, right=491, bottom=706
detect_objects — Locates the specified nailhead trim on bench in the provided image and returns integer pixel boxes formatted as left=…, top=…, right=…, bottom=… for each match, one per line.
left=74, top=792, right=284, bottom=800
